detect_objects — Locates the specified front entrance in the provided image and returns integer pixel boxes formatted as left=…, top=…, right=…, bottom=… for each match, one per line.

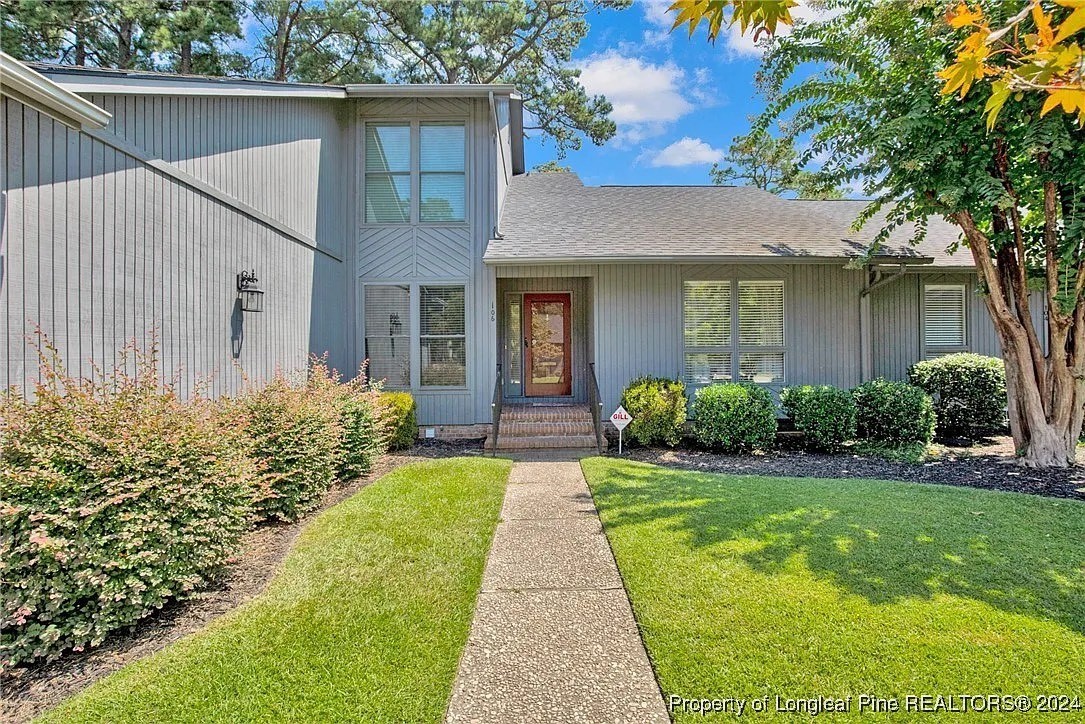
left=523, top=293, right=572, bottom=397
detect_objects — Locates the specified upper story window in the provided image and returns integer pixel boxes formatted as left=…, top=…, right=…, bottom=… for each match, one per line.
left=364, top=121, right=466, bottom=224
left=924, top=283, right=967, bottom=353
left=683, top=279, right=786, bottom=387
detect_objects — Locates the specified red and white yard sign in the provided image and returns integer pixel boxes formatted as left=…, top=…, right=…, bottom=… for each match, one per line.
left=610, top=405, right=633, bottom=454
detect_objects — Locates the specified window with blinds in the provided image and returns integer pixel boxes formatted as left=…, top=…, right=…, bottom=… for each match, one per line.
left=420, top=285, right=467, bottom=387
left=924, top=284, right=967, bottom=348
left=420, top=123, right=465, bottom=222
left=364, top=284, right=411, bottom=387
left=363, top=121, right=467, bottom=224
left=683, top=279, right=786, bottom=386
left=364, top=124, right=411, bottom=223
left=683, top=282, right=733, bottom=385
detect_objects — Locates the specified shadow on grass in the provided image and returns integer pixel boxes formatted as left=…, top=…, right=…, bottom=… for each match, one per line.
left=588, top=460, right=1085, bottom=636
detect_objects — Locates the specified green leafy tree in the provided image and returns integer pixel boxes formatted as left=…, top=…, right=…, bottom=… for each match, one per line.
left=248, top=0, right=383, bottom=83
left=371, top=0, right=623, bottom=155
left=1, top=0, right=160, bottom=69
left=711, top=127, right=843, bottom=199
left=533, top=159, right=573, bottom=172
left=673, top=0, right=1085, bottom=468
left=152, top=0, right=244, bottom=75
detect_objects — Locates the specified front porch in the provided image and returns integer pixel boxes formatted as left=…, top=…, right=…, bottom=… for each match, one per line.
left=490, top=274, right=603, bottom=450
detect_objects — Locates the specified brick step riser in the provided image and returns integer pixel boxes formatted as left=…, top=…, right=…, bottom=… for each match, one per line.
left=500, top=406, right=594, bottom=422
left=502, top=422, right=596, bottom=436
left=487, top=434, right=600, bottom=450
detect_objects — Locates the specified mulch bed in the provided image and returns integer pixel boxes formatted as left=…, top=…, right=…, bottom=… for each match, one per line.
left=619, top=436, right=1085, bottom=501
left=0, top=439, right=485, bottom=724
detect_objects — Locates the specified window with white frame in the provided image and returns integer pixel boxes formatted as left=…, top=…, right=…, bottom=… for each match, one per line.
left=420, top=285, right=467, bottom=387
left=364, top=124, right=411, bottom=223
left=420, top=123, right=466, bottom=222
left=924, top=283, right=967, bottom=353
left=683, top=279, right=786, bottom=387
left=363, top=121, right=466, bottom=224
left=364, top=284, right=411, bottom=387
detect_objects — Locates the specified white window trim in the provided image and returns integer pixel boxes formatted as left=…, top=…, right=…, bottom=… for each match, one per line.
left=922, top=282, right=969, bottom=355
left=361, top=118, right=469, bottom=227
left=360, top=279, right=471, bottom=392
left=682, top=278, right=787, bottom=388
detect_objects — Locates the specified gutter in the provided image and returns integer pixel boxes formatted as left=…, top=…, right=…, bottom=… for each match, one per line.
left=0, top=52, right=111, bottom=130
left=489, top=91, right=508, bottom=239
left=482, top=253, right=939, bottom=267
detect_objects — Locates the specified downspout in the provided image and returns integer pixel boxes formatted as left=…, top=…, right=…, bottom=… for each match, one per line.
left=858, top=263, right=909, bottom=382
left=489, top=90, right=507, bottom=239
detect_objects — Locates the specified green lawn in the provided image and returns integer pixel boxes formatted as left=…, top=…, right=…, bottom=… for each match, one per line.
left=42, top=457, right=511, bottom=724
left=583, top=458, right=1085, bottom=722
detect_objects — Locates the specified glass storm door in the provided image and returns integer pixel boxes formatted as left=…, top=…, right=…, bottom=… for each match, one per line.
left=524, top=293, right=572, bottom=397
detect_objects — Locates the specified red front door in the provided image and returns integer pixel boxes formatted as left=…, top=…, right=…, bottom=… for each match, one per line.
left=524, top=293, right=572, bottom=396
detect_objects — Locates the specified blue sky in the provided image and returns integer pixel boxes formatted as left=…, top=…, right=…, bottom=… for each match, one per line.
left=523, top=0, right=773, bottom=186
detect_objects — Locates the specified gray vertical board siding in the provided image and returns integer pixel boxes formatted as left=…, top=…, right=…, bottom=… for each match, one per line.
left=496, top=275, right=590, bottom=403
left=354, top=97, right=494, bottom=426
left=2, top=96, right=323, bottom=398
left=870, top=270, right=1041, bottom=380
left=88, top=94, right=350, bottom=257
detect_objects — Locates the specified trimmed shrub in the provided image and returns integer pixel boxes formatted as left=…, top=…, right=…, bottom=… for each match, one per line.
left=380, top=392, right=417, bottom=450
left=780, top=385, right=857, bottom=452
left=619, top=376, right=687, bottom=447
left=308, top=359, right=386, bottom=480
left=908, top=353, right=1007, bottom=438
left=0, top=343, right=255, bottom=670
left=692, top=383, right=777, bottom=453
left=242, top=371, right=342, bottom=523
left=851, top=378, right=936, bottom=446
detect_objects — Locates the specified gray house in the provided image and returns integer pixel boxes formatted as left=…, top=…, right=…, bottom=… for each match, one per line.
left=1, top=54, right=1032, bottom=449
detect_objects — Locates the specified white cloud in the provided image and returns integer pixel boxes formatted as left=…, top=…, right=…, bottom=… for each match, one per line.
left=647, top=137, right=725, bottom=167
left=639, top=0, right=675, bottom=45
left=578, top=50, right=696, bottom=145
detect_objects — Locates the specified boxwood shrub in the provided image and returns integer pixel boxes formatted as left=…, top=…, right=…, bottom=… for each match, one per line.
left=619, top=376, right=687, bottom=447
left=380, top=391, right=417, bottom=450
left=692, top=383, right=777, bottom=453
left=908, top=353, right=1006, bottom=438
left=242, top=372, right=342, bottom=523
left=780, top=385, right=857, bottom=452
left=1, top=349, right=255, bottom=670
left=851, top=378, right=936, bottom=446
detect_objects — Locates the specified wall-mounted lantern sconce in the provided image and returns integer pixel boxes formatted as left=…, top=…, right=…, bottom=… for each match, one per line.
left=237, top=269, right=264, bottom=313
left=389, top=313, right=402, bottom=354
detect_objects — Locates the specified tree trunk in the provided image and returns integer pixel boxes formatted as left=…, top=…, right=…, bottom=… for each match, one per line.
left=956, top=210, right=1083, bottom=469
left=179, top=40, right=192, bottom=74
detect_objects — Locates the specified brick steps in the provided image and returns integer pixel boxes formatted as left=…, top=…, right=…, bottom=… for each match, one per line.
left=488, top=403, right=604, bottom=451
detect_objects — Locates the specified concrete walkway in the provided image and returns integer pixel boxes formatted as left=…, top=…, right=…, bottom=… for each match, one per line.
left=445, top=454, right=669, bottom=724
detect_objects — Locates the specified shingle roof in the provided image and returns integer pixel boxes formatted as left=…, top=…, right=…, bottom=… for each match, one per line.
left=484, top=172, right=972, bottom=267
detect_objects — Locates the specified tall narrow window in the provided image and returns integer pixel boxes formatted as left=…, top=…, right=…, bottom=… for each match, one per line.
left=683, top=281, right=732, bottom=385
left=420, top=285, right=467, bottom=386
left=738, top=280, right=785, bottom=383
left=924, top=283, right=967, bottom=352
left=420, top=123, right=466, bottom=222
left=365, top=123, right=411, bottom=223
left=364, top=285, right=411, bottom=387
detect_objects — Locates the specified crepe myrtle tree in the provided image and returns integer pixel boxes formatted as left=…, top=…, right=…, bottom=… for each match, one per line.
left=670, top=0, right=1084, bottom=467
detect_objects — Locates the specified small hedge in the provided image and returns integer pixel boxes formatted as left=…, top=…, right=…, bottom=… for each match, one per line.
left=242, top=371, right=342, bottom=524
left=780, top=385, right=857, bottom=452
left=692, top=383, right=777, bottom=453
left=0, top=347, right=255, bottom=670
left=908, top=353, right=1006, bottom=438
left=2, top=342, right=390, bottom=671
left=380, top=391, right=417, bottom=450
left=619, top=376, right=687, bottom=447
left=851, top=378, right=936, bottom=446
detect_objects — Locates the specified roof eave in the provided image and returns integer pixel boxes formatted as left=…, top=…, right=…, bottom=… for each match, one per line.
left=483, top=253, right=940, bottom=266
left=1, top=52, right=112, bottom=130
left=345, top=83, right=518, bottom=98
left=36, top=69, right=347, bottom=98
